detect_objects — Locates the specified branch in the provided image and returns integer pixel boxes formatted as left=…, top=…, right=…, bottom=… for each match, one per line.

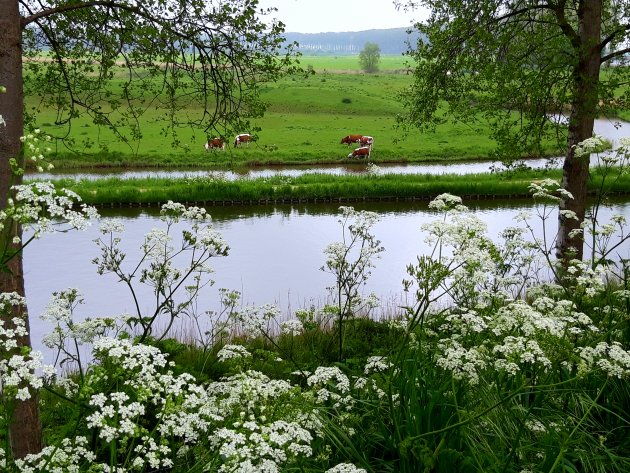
left=552, top=0, right=580, bottom=48
left=601, top=46, right=630, bottom=64
left=494, top=1, right=555, bottom=23
left=21, top=0, right=145, bottom=28
left=599, top=23, right=630, bottom=50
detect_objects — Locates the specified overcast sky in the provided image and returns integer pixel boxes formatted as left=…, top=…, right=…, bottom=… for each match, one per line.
left=257, top=0, right=426, bottom=34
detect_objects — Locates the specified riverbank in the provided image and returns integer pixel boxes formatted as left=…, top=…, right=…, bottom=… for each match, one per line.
left=47, top=167, right=630, bottom=207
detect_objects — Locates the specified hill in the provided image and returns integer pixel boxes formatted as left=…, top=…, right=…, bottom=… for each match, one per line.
left=283, top=27, right=425, bottom=55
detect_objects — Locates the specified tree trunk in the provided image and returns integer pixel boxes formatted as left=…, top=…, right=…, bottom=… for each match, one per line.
left=0, top=0, right=43, bottom=459
left=556, top=0, right=602, bottom=265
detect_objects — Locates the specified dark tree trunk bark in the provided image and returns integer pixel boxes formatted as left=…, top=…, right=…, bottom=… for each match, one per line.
left=556, top=0, right=602, bottom=265
left=0, top=0, right=43, bottom=459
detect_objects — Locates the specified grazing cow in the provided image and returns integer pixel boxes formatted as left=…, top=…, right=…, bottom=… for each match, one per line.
left=205, top=137, right=225, bottom=151
left=340, top=134, right=364, bottom=146
left=348, top=146, right=371, bottom=159
left=234, top=133, right=253, bottom=147
left=359, top=135, right=374, bottom=147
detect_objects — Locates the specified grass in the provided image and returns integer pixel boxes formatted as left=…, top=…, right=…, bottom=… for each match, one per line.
left=297, top=54, right=412, bottom=72
left=46, top=167, right=630, bottom=206
left=27, top=56, right=564, bottom=169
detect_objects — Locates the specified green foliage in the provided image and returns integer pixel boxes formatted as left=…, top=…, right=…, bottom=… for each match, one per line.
left=7, top=185, right=630, bottom=471
left=18, top=0, right=301, bottom=158
left=23, top=60, right=578, bottom=167
left=399, top=1, right=630, bottom=159
left=35, top=165, right=630, bottom=206
left=359, top=42, right=381, bottom=74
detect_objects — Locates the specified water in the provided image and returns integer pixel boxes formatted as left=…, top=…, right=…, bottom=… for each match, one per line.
left=24, top=198, right=630, bottom=358
left=26, top=118, right=630, bottom=182
left=21, top=117, right=630, bottom=359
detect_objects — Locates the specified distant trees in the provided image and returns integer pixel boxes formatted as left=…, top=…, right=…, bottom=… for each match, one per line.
left=359, top=42, right=381, bottom=73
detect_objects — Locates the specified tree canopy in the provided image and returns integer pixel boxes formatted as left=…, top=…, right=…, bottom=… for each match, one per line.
left=359, top=42, right=381, bottom=73
left=15, top=0, right=298, bottom=150
left=398, top=0, right=630, bottom=262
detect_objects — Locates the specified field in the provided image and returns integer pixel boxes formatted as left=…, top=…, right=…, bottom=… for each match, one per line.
left=26, top=56, right=628, bottom=170
left=27, top=55, right=564, bottom=169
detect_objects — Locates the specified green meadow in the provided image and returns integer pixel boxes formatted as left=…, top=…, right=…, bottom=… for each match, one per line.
left=28, top=55, right=563, bottom=169
left=28, top=56, right=628, bottom=170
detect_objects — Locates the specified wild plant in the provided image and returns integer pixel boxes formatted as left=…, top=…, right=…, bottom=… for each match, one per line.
left=4, top=133, right=630, bottom=471
left=0, top=130, right=97, bottom=273
left=321, top=206, right=384, bottom=361
left=329, top=176, right=630, bottom=471
left=92, top=201, right=229, bottom=343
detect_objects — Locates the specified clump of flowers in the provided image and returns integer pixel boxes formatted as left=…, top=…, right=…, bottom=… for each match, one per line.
left=0, top=292, right=53, bottom=402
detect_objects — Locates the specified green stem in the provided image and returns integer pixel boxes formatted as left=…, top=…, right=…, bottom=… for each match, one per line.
left=548, top=379, right=608, bottom=473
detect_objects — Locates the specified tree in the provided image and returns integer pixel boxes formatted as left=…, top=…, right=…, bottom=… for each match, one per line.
left=397, top=0, right=630, bottom=264
left=359, top=42, right=381, bottom=73
left=0, top=0, right=297, bottom=459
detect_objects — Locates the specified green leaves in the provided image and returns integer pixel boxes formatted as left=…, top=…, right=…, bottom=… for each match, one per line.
left=20, top=0, right=301, bottom=154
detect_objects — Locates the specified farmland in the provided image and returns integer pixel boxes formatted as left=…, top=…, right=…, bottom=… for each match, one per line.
left=27, top=55, right=564, bottom=169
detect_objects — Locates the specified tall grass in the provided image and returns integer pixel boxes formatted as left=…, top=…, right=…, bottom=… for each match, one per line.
left=47, top=167, right=630, bottom=206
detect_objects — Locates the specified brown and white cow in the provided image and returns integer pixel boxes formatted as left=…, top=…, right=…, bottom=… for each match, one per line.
left=205, top=137, right=225, bottom=151
left=348, top=146, right=371, bottom=159
left=234, top=133, right=253, bottom=147
left=340, top=134, right=364, bottom=146
left=359, top=135, right=374, bottom=147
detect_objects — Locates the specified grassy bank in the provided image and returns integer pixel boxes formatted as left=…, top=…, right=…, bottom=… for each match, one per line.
left=48, top=168, right=630, bottom=206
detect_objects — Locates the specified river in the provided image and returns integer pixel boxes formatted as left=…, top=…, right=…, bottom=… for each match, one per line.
left=24, top=198, right=630, bottom=358
left=22, top=117, right=630, bottom=359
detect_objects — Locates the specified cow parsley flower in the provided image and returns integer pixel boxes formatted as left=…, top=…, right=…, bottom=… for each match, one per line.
left=436, top=340, right=486, bottom=385
left=574, top=135, right=607, bottom=157
left=428, top=193, right=465, bottom=211
left=280, top=319, right=303, bottom=336
left=326, top=463, right=368, bottom=473
left=578, top=342, right=630, bottom=378
left=363, top=356, right=392, bottom=375
left=217, top=344, right=252, bottom=362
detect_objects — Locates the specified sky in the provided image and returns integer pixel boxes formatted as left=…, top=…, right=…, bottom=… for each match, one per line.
left=256, top=0, right=426, bottom=34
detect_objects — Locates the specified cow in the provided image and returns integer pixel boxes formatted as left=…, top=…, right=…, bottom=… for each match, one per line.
left=205, top=137, right=225, bottom=151
left=359, top=135, right=374, bottom=147
left=340, top=134, right=364, bottom=146
left=348, top=146, right=371, bottom=159
left=234, top=133, right=253, bottom=147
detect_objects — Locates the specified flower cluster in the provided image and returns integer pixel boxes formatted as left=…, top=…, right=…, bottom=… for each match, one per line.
left=578, top=342, right=630, bottom=378
left=0, top=292, right=53, bottom=402
left=573, top=135, right=607, bottom=158
left=14, top=437, right=97, bottom=472
left=217, top=344, right=252, bottom=362
left=0, top=181, right=98, bottom=244
left=20, top=128, right=55, bottom=173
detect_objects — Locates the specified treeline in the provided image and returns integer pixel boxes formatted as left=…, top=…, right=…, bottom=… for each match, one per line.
left=283, top=27, right=426, bottom=55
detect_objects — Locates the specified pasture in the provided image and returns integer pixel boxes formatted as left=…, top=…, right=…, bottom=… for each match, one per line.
left=27, top=55, right=564, bottom=169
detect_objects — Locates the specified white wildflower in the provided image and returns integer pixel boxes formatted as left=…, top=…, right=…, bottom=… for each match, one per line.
left=217, top=344, right=252, bottom=362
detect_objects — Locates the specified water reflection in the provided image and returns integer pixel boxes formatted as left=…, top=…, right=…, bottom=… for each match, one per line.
left=25, top=198, right=630, bottom=359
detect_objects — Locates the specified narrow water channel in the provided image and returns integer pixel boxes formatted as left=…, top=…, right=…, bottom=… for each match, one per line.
left=25, top=198, right=630, bottom=359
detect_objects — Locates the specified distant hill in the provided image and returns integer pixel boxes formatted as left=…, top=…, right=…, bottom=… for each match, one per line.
left=283, top=27, right=425, bottom=55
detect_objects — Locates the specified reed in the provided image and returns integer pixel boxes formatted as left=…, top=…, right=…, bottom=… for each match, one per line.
left=46, top=168, right=630, bottom=206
